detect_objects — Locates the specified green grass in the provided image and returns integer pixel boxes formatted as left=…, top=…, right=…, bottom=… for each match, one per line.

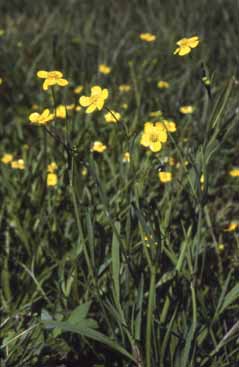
left=1, top=1, right=239, bottom=366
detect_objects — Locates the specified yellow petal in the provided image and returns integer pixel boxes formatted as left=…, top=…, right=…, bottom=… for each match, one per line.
left=102, top=89, right=109, bottom=99
left=144, top=122, right=154, bottom=133
left=150, top=141, right=162, bottom=152
left=37, top=70, right=48, bottom=78
left=91, top=86, right=102, bottom=95
left=57, top=78, right=69, bottom=87
left=178, top=46, right=191, bottom=56
left=188, top=36, right=200, bottom=48
left=79, top=96, right=90, bottom=107
left=43, top=80, right=49, bottom=90
left=42, top=109, right=50, bottom=119
left=47, top=173, right=58, bottom=186
left=86, top=104, right=97, bottom=113
left=158, top=130, right=167, bottom=143
left=140, top=134, right=150, bottom=147
left=29, top=112, right=40, bottom=122
left=96, top=98, right=104, bottom=110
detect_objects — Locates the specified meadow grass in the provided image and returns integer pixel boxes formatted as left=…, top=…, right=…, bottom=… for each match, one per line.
left=1, top=1, right=239, bottom=366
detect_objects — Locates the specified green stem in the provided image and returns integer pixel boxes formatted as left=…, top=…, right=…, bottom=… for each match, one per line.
left=146, top=267, right=156, bottom=367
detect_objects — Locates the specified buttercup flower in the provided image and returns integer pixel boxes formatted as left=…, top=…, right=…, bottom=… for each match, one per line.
left=0, top=78, right=3, bottom=85
left=119, top=84, right=131, bottom=93
left=163, top=120, right=177, bottom=132
left=224, top=222, right=239, bottom=232
left=90, top=141, right=107, bottom=153
left=104, top=110, right=121, bottom=123
left=98, top=64, right=111, bottom=75
left=157, top=81, right=170, bottom=89
left=56, top=105, right=67, bottom=119
left=37, top=70, right=68, bottom=91
left=217, top=243, right=225, bottom=252
left=79, top=86, right=109, bottom=113
left=48, top=162, right=57, bottom=173
left=174, top=36, right=200, bottom=56
left=229, top=169, right=239, bottom=177
left=121, top=103, right=128, bottom=110
left=66, top=104, right=76, bottom=111
left=149, top=110, right=163, bottom=118
left=74, top=85, right=83, bottom=94
left=140, top=122, right=167, bottom=153
left=180, top=105, right=194, bottom=114
left=29, top=109, right=54, bottom=125
left=81, top=167, right=88, bottom=176
left=11, top=159, right=25, bottom=170
left=1, top=153, right=13, bottom=164
left=139, top=33, right=156, bottom=42
left=159, top=171, right=172, bottom=183
left=47, top=173, right=58, bottom=187
left=122, top=152, right=130, bottom=163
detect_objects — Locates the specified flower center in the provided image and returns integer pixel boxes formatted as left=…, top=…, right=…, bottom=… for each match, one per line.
left=150, top=133, right=159, bottom=143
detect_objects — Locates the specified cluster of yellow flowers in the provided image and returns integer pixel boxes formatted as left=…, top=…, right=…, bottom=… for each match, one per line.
left=26, top=33, right=201, bottom=185
left=1, top=153, right=25, bottom=169
left=47, top=162, right=58, bottom=187
left=139, top=33, right=200, bottom=57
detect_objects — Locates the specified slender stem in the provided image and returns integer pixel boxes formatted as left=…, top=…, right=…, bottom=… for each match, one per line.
left=146, top=267, right=156, bottom=367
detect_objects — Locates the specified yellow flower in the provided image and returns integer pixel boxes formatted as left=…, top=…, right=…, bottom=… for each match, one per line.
left=98, top=64, right=111, bottom=75
left=159, top=171, right=172, bottom=183
left=104, top=110, right=121, bottom=123
left=29, top=109, right=54, bottom=125
left=47, top=173, right=58, bottom=187
left=217, top=243, right=225, bottom=252
left=179, top=105, right=194, bottom=114
left=81, top=167, right=88, bottom=176
left=174, top=36, right=200, bottom=56
left=119, top=84, right=131, bottom=93
left=11, top=159, right=25, bottom=170
left=157, top=81, right=170, bottom=89
left=224, top=222, right=239, bottom=232
left=31, top=104, right=39, bottom=110
left=162, top=119, right=177, bottom=132
left=37, top=70, right=68, bottom=91
left=149, top=110, right=163, bottom=118
left=56, top=105, right=67, bottom=119
left=48, top=162, right=57, bottom=173
left=74, top=85, right=83, bottom=94
left=122, top=152, right=130, bottom=163
left=139, top=33, right=156, bottom=42
left=229, top=169, right=239, bottom=177
left=140, top=122, right=167, bottom=153
left=66, top=104, right=76, bottom=110
left=79, top=86, right=109, bottom=113
left=90, top=141, right=107, bottom=153
left=1, top=153, right=13, bottom=164
left=75, top=105, right=82, bottom=111
left=121, top=103, right=128, bottom=110
left=0, top=78, right=3, bottom=85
